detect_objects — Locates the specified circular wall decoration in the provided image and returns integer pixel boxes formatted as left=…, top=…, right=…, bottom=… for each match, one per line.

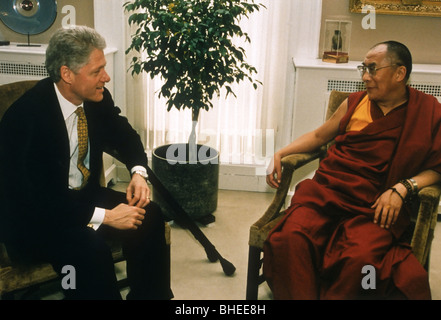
left=0, top=0, right=57, bottom=35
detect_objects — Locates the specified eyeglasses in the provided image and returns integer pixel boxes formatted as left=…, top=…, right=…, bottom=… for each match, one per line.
left=357, top=64, right=397, bottom=77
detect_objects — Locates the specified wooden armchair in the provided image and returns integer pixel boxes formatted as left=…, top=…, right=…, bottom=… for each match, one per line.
left=246, top=90, right=441, bottom=300
left=0, top=80, right=171, bottom=299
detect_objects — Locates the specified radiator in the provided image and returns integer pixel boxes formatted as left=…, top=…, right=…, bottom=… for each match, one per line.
left=0, top=60, right=48, bottom=79
left=327, top=79, right=441, bottom=101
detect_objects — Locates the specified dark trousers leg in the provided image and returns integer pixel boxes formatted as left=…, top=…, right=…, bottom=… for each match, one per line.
left=45, top=227, right=123, bottom=300
left=5, top=225, right=123, bottom=300
left=6, top=187, right=172, bottom=300
left=95, top=188, right=173, bottom=300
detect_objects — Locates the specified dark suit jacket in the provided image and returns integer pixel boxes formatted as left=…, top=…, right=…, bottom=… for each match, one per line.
left=0, top=77, right=147, bottom=243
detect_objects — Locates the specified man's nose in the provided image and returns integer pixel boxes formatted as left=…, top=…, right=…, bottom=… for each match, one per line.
left=102, top=70, right=111, bottom=83
left=362, top=70, right=371, bottom=82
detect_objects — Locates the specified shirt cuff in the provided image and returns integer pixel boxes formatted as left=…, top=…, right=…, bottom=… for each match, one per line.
left=131, top=165, right=148, bottom=178
left=88, top=207, right=106, bottom=230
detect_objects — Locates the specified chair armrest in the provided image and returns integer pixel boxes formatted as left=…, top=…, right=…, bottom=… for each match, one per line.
left=252, top=149, right=325, bottom=230
left=411, top=184, right=441, bottom=266
left=280, top=147, right=327, bottom=170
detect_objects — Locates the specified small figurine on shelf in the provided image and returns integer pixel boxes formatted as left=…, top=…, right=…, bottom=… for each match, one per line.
left=322, top=20, right=351, bottom=64
left=332, top=30, right=342, bottom=51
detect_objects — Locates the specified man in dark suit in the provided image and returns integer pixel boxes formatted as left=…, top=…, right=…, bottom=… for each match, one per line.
left=0, top=26, right=172, bottom=300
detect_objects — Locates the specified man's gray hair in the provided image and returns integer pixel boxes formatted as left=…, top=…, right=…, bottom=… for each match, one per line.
left=46, top=26, right=106, bottom=82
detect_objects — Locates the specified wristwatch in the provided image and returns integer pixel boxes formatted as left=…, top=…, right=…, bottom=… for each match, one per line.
left=133, top=169, right=148, bottom=180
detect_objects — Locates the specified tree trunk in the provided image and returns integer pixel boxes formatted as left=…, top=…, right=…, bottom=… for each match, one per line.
left=189, top=108, right=200, bottom=164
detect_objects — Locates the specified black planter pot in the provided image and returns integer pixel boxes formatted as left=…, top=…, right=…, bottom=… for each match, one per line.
left=152, top=143, right=219, bottom=224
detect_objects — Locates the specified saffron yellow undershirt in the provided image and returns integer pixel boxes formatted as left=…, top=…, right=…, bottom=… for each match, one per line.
left=346, top=95, right=373, bottom=132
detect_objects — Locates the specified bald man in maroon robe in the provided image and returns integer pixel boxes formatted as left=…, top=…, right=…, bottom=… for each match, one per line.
left=264, top=41, right=441, bottom=300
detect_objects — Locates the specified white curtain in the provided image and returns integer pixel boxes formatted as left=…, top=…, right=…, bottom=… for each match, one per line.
left=127, top=0, right=322, bottom=166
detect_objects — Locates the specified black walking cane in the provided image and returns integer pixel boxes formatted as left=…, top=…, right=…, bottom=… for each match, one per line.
left=146, top=166, right=236, bottom=276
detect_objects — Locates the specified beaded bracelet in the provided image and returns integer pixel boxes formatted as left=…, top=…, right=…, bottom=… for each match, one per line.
left=399, top=179, right=414, bottom=197
left=390, top=187, right=405, bottom=203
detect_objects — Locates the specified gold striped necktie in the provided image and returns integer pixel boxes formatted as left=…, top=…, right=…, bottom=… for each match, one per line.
left=75, top=106, right=90, bottom=188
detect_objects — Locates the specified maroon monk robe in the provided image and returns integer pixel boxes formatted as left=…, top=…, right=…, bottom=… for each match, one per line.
left=263, top=87, right=441, bottom=300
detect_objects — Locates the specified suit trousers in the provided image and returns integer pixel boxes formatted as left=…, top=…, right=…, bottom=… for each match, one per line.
left=6, top=187, right=173, bottom=300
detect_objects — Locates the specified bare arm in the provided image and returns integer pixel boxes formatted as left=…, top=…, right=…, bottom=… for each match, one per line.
left=267, top=99, right=348, bottom=188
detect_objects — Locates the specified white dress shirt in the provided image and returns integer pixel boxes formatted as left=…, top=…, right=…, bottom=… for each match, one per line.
left=54, top=84, right=105, bottom=229
left=54, top=84, right=148, bottom=230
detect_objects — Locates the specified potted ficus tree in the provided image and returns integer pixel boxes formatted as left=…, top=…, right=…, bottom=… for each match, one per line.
left=124, top=0, right=264, bottom=223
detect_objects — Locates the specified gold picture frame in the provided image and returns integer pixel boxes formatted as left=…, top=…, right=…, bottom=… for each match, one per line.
left=350, top=0, right=441, bottom=17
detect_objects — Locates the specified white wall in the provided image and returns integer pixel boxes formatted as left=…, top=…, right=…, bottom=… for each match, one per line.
left=93, top=0, right=127, bottom=116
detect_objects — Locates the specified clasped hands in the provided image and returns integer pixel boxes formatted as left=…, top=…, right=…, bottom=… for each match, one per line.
left=103, top=173, right=151, bottom=230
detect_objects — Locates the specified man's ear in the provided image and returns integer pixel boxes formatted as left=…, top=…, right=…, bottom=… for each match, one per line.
left=396, top=65, right=407, bottom=82
left=60, top=66, right=73, bottom=84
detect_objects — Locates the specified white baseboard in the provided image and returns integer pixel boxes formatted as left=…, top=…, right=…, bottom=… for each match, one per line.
left=219, top=164, right=274, bottom=193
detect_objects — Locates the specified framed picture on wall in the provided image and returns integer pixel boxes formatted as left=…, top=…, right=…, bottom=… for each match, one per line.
left=350, top=0, right=441, bottom=17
